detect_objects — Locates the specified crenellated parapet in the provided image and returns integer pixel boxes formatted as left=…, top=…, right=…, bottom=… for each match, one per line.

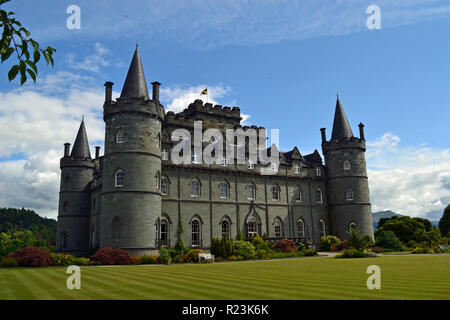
left=103, top=96, right=164, bottom=122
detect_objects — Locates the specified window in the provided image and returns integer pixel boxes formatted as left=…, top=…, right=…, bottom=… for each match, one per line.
left=272, top=185, right=280, bottom=201
left=161, top=149, right=169, bottom=161
left=191, top=220, right=201, bottom=246
left=297, top=219, right=305, bottom=238
left=346, top=187, right=354, bottom=201
left=161, top=177, right=169, bottom=195
left=220, top=182, right=229, bottom=199
left=349, top=222, right=357, bottom=233
left=247, top=184, right=256, bottom=200
left=319, top=220, right=326, bottom=238
left=63, top=201, right=69, bottom=213
left=191, top=180, right=200, bottom=197
left=155, top=171, right=160, bottom=190
left=157, top=133, right=161, bottom=148
left=316, top=167, right=321, bottom=176
left=113, top=218, right=121, bottom=242
left=116, top=129, right=125, bottom=143
left=315, top=188, right=323, bottom=204
left=247, top=217, right=257, bottom=238
left=294, top=188, right=302, bottom=202
left=221, top=220, right=230, bottom=239
left=294, top=165, right=300, bottom=174
left=61, top=232, right=68, bottom=250
left=248, top=160, right=254, bottom=170
left=274, top=220, right=282, bottom=238
left=161, top=220, right=168, bottom=246
left=343, top=160, right=351, bottom=171
left=115, top=170, right=123, bottom=187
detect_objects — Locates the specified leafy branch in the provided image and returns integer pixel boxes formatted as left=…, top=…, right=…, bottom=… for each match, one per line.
left=0, top=0, right=56, bottom=85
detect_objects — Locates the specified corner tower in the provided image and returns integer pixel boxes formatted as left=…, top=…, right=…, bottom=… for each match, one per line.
left=56, top=119, right=94, bottom=256
left=321, top=96, right=374, bottom=240
left=99, top=46, right=164, bottom=256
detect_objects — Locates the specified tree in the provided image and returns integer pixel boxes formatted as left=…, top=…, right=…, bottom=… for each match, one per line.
left=438, top=205, right=450, bottom=237
left=1, top=0, right=56, bottom=85
left=347, top=227, right=373, bottom=251
left=375, top=230, right=403, bottom=251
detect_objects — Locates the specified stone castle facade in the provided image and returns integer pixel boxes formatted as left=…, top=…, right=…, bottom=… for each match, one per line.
left=56, top=47, right=374, bottom=256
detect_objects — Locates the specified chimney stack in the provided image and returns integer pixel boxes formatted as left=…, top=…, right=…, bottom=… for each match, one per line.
left=320, top=128, right=327, bottom=144
left=151, top=81, right=161, bottom=102
left=95, top=146, right=100, bottom=159
left=64, top=143, right=71, bottom=157
left=358, top=122, right=365, bottom=140
left=104, top=81, right=114, bottom=103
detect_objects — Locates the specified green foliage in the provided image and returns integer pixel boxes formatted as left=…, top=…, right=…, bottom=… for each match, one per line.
left=0, top=230, right=35, bottom=257
left=0, top=256, right=17, bottom=267
left=336, top=249, right=377, bottom=259
left=438, top=205, right=450, bottom=237
left=319, top=235, right=341, bottom=251
left=141, top=255, right=158, bottom=264
left=174, top=221, right=187, bottom=253
left=375, top=230, right=404, bottom=251
left=158, top=246, right=171, bottom=264
left=210, top=236, right=233, bottom=258
left=50, top=253, right=91, bottom=266
left=347, top=227, right=374, bottom=251
left=232, top=240, right=256, bottom=260
left=0, top=1, right=56, bottom=85
left=411, top=247, right=435, bottom=254
left=183, top=249, right=204, bottom=263
left=236, top=230, right=244, bottom=240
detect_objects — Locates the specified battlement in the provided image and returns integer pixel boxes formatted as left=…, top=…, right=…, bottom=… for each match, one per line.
left=103, top=98, right=164, bottom=121
left=60, top=156, right=95, bottom=169
left=322, top=136, right=366, bottom=152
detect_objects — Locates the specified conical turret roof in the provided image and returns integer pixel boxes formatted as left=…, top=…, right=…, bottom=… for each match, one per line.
left=70, top=119, right=91, bottom=158
left=331, top=96, right=354, bottom=140
left=120, top=45, right=150, bottom=100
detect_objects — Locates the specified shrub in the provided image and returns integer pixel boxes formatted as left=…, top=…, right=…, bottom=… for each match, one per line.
left=184, top=249, right=204, bottom=263
left=332, top=240, right=348, bottom=251
left=90, top=247, right=133, bottom=265
left=236, top=231, right=244, bottom=241
left=211, top=236, right=233, bottom=258
left=376, top=230, right=403, bottom=251
left=368, top=247, right=383, bottom=254
left=0, top=257, right=18, bottom=267
left=302, top=249, right=318, bottom=256
left=319, top=235, right=341, bottom=251
left=256, top=249, right=269, bottom=259
left=141, top=255, right=158, bottom=264
left=158, top=246, right=171, bottom=264
left=172, top=255, right=184, bottom=264
left=407, top=240, right=420, bottom=248
left=227, top=255, right=244, bottom=261
left=131, top=256, right=142, bottom=265
left=8, top=246, right=53, bottom=267
left=347, top=228, right=374, bottom=251
left=233, top=240, right=256, bottom=259
left=272, top=239, right=297, bottom=253
left=50, top=253, right=91, bottom=266
left=336, top=249, right=376, bottom=259
left=411, top=247, right=435, bottom=254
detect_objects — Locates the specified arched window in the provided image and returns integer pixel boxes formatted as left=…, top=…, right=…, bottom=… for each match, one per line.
left=115, top=170, right=123, bottom=187
left=191, top=179, right=200, bottom=197
left=161, top=219, right=168, bottom=246
left=315, top=188, right=323, bottom=204
left=343, top=160, right=351, bottom=171
left=221, top=220, right=230, bottom=239
left=191, top=219, right=201, bottom=247
left=220, top=182, right=229, bottom=199
left=155, top=171, right=160, bottom=190
left=61, top=232, right=68, bottom=250
left=349, top=222, right=357, bottom=233
left=272, top=185, right=280, bottom=201
left=247, top=184, right=256, bottom=200
left=274, top=219, right=282, bottom=238
left=319, top=220, right=326, bottom=238
left=161, top=177, right=169, bottom=195
left=116, top=129, right=125, bottom=143
left=113, top=218, right=121, bottom=242
left=297, top=219, right=305, bottom=238
left=247, top=217, right=257, bottom=238
left=346, top=187, right=354, bottom=201
left=294, top=187, right=302, bottom=202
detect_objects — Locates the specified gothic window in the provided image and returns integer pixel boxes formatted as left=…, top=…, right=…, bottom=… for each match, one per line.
left=297, top=219, right=305, bottom=238
left=115, top=170, right=123, bottom=187
left=113, top=218, right=121, bottom=242
left=272, top=185, right=280, bottom=201
left=221, top=220, right=230, bottom=239
left=191, top=219, right=201, bottom=247
left=349, top=222, right=357, bottom=233
left=157, top=133, right=161, bottom=148
left=274, top=219, right=282, bottom=238
left=220, top=182, right=229, bottom=199
left=343, top=160, right=351, bottom=171
left=319, top=220, right=326, bottom=238
left=191, top=179, right=200, bottom=197
left=247, top=217, right=257, bottom=238
left=155, top=171, right=160, bottom=190
left=161, top=177, right=169, bottom=195
left=346, top=187, right=354, bottom=201
left=247, top=184, right=256, bottom=200
left=116, top=129, right=125, bottom=144
left=161, top=220, right=168, bottom=246
left=294, top=187, right=302, bottom=202
left=315, top=188, right=323, bottom=204
left=61, top=232, right=68, bottom=250
left=316, top=167, right=321, bottom=176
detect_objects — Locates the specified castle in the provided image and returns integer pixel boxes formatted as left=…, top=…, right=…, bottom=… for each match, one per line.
left=56, top=46, right=374, bottom=256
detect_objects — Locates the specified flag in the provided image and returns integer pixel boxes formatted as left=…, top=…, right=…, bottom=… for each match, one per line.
left=200, top=88, right=208, bottom=95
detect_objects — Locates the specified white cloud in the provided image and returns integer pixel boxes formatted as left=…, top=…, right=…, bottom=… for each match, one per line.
left=366, top=132, right=450, bottom=220
left=66, top=42, right=111, bottom=73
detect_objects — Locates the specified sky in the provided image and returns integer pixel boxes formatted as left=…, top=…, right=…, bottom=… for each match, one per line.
left=0, top=0, right=449, bottom=221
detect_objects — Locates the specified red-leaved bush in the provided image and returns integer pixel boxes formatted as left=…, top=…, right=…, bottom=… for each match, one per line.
left=8, top=247, right=53, bottom=267
left=272, top=239, right=297, bottom=252
left=331, top=240, right=349, bottom=251
left=90, top=247, right=133, bottom=265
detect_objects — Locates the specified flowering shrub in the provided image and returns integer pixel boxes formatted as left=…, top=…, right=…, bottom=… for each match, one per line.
left=131, top=256, right=142, bottom=265
left=272, top=239, right=297, bottom=253
left=8, top=246, right=52, bottom=267
left=141, top=255, right=158, bottom=264
left=90, top=247, right=133, bottom=265
left=319, top=236, right=341, bottom=251
left=331, top=239, right=349, bottom=251
left=183, top=249, right=204, bottom=263
left=233, top=240, right=256, bottom=259
left=50, top=253, right=91, bottom=266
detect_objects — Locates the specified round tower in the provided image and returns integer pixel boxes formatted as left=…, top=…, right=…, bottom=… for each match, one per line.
left=56, top=120, right=94, bottom=256
left=99, top=46, right=164, bottom=256
left=321, top=96, right=374, bottom=240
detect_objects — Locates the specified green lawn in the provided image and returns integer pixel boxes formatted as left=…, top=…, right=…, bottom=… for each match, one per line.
left=0, top=255, right=449, bottom=300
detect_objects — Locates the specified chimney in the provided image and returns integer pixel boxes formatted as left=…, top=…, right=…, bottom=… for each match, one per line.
left=320, top=128, right=326, bottom=144
left=64, top=143, right=71, bottom=157
left=104, top=81, right=114, bottom=103
left=358, top=122, right=365, bottom=140
left=95, top=146, right=100, bottom=159
left=151, top=81, right=161, bottom=102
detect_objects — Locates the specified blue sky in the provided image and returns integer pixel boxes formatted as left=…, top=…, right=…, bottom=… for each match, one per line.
left=0, top=0, right=449, bottom=220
